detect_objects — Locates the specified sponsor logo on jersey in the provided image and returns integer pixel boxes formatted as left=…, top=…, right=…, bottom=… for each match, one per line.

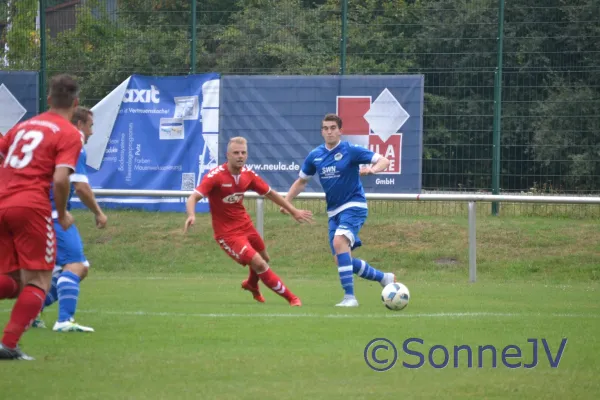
left=222, top=193, right=244, bottom=204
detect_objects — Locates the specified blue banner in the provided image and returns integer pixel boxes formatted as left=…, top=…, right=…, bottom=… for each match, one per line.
left=220, top=75, right=424, bottom=194
left=82, top=73, right=220, bottom=212
left=0, top=71, right=38, bottom=135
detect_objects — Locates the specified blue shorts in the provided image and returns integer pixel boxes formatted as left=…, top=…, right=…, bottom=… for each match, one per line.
left=328, top=207, right=368, bottom=254
left=54, top=220, right=89, bottom=268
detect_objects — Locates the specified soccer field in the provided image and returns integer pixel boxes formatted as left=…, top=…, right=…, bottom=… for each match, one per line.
left=1, top=208, right=600, bottom=399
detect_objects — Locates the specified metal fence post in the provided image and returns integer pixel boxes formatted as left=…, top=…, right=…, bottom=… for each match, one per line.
left=190, top=0, right=197, bottom=74
left=340, top=0, right=348, bottom=75
left=256, top=197, right=265, bottom=238
left=38, top=0, right=47, bottom=112
left=491, top=0, right=505, bottom=216
left=468, top=201, right=477, bottom=282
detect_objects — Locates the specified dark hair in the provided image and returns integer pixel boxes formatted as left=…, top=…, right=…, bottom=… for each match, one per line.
left=71, top=106, right=92, bottom=126
left=48, top=74, right=80, bottom=109
left=322, top=113, right=342, bottom=129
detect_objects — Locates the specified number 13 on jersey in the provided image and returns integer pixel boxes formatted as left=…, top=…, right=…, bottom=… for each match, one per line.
left=3, top=129, right=44, bottom=169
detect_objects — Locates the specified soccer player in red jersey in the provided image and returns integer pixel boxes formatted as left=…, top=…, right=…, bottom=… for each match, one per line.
left=184, top=137, right=313, bottom=306
left=0, top=74, right=84, bottom=360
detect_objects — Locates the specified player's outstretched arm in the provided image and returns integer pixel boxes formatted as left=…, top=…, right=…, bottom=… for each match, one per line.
left=184, top=191, right=204, bottom=233
left=285, top=177, right=309, bottom=202
left=74, top=182, right=107, bottom=229
left=265, top=189, right=312, bottom=223
left=280, top=177, right=309, bottom=215
left=54, top=167, right=75, bottom=230
left=360, top=156, right=390, bottom=175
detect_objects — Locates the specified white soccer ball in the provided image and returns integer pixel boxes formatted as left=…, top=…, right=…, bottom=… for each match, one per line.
left=381, top=282, right=410, bottom=311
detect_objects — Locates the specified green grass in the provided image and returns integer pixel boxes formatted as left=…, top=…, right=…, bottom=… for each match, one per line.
left=1, top=208, right=600, bottom=399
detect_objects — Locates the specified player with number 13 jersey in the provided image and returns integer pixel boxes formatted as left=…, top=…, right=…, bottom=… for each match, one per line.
left=0, top=74, right=83, bottom=361
left=0, top=113, right=83, bottom=213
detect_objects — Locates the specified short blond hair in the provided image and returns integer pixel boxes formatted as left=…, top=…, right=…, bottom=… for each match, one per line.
left=227, top=137, right=247, bottom=150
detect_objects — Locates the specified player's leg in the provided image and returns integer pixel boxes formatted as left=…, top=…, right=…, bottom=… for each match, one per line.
left=32, top=265, right=61, bottom=328
left=247, top=230, right=300, bottom=305
left=0, top=272, right=20, bottom=301
left=1, top=219, right=45, bottom=330
left=51, top=222, right=93, bottom=332
left=342, top=208, right=395, bottom=287
left=248, top=253, right=301, bottom=306
left=248, top=232, right=269, bottom=288
left=0, top=207, right=54, bottom=360
left=329, top=214, right=358, bottom=306
left=217, top=235, right=264, bottom=303
left=241, top=232, right=267, bottom=302
left=41, top=266, right=61, bottom=309
left=0, top=223, right=21, bottom=301
left=217, top=234, right=300, bottom=306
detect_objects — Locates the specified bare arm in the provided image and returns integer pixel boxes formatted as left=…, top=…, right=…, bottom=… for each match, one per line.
left=279, top=178, right=310, bottom=215
left=74, top=181, right=107, bottom=228
left=184, top=191, right=204, bottom=232
left=284, top=177, right=310, bottom=203
left=266, top=189, right=312, bottom=223
left=53, top=167, right=74, bottom=229
left=371, top=156, right=391, bottom=173
left=74, top=182, right=102, bottom=215
left=360, top=156, right=391, bottom=175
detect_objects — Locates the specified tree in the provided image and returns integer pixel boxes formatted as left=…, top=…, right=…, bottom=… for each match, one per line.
left=211, top=0, right=339, bottom=74
left=46, top=2, right=189, bottom=105
left=1, top=0, right=39, bottom=70
left=531, top=85, right=600, bottom=192
left=410, top=0, right=498, bottom=190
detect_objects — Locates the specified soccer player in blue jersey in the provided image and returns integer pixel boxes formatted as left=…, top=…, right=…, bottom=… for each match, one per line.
left=34, top=106, right=107, bottom=331
left=282, top=113, right=395, bottom=307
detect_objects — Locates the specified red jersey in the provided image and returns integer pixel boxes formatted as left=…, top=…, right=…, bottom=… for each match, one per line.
left=0, top=111, right=83, bottom=211
left=195, top=163, right=271, bottom=238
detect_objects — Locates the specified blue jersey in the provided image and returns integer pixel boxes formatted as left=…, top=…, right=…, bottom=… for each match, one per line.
left=300, top=141, right=379, bottom=217
left=50, top=148, right=88, bottom=219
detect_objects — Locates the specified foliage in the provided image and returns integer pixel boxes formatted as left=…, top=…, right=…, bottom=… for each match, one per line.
left=6, top=0, right=599, bottom=192
left=1, top=0, right=39, bottom=70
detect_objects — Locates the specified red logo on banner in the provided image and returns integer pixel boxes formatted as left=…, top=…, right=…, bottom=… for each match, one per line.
left=336, top=90, right=408, bottom=175
left=369, top=134, right=402, bottom=174
left=337, top=97, right=370, bottom=135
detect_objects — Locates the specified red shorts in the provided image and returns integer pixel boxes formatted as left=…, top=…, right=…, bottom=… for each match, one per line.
left=0, top=207, right=56, bottom=273
left=216, top=228, right=265, bottom=266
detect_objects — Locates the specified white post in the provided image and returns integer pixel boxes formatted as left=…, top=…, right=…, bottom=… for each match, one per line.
left=468, top=201, right=477, bottom=282
left=256, top=197, right=265, bottom=238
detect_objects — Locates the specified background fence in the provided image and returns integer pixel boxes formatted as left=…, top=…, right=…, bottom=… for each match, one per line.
left=1, top=0, right=599, bottom=200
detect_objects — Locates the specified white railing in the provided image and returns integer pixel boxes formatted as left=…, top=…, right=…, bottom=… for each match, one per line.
left=92, top=189, right=600, bottom=283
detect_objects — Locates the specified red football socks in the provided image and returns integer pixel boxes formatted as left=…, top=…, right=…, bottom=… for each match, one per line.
left=258, top=268, right=295, bottom=301
left=0, top=275, right=19, bottom=300
left=247, top=268, right=260, bottom=287
left=2, top=285, right=45, bottom=349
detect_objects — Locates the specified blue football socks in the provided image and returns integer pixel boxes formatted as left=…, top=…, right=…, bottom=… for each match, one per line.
left=56, top=271, right=81, bottom=322
left=336, top=252, right=354, bottom=297
left=352, top=258, right=384, bottom=282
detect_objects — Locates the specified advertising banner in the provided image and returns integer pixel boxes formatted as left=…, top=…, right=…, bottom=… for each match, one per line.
left=83, top=74, right=220, bottom=212
left=0, top=71, right=38, bottom=135
left=219, top=75, right=424, bottom=194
